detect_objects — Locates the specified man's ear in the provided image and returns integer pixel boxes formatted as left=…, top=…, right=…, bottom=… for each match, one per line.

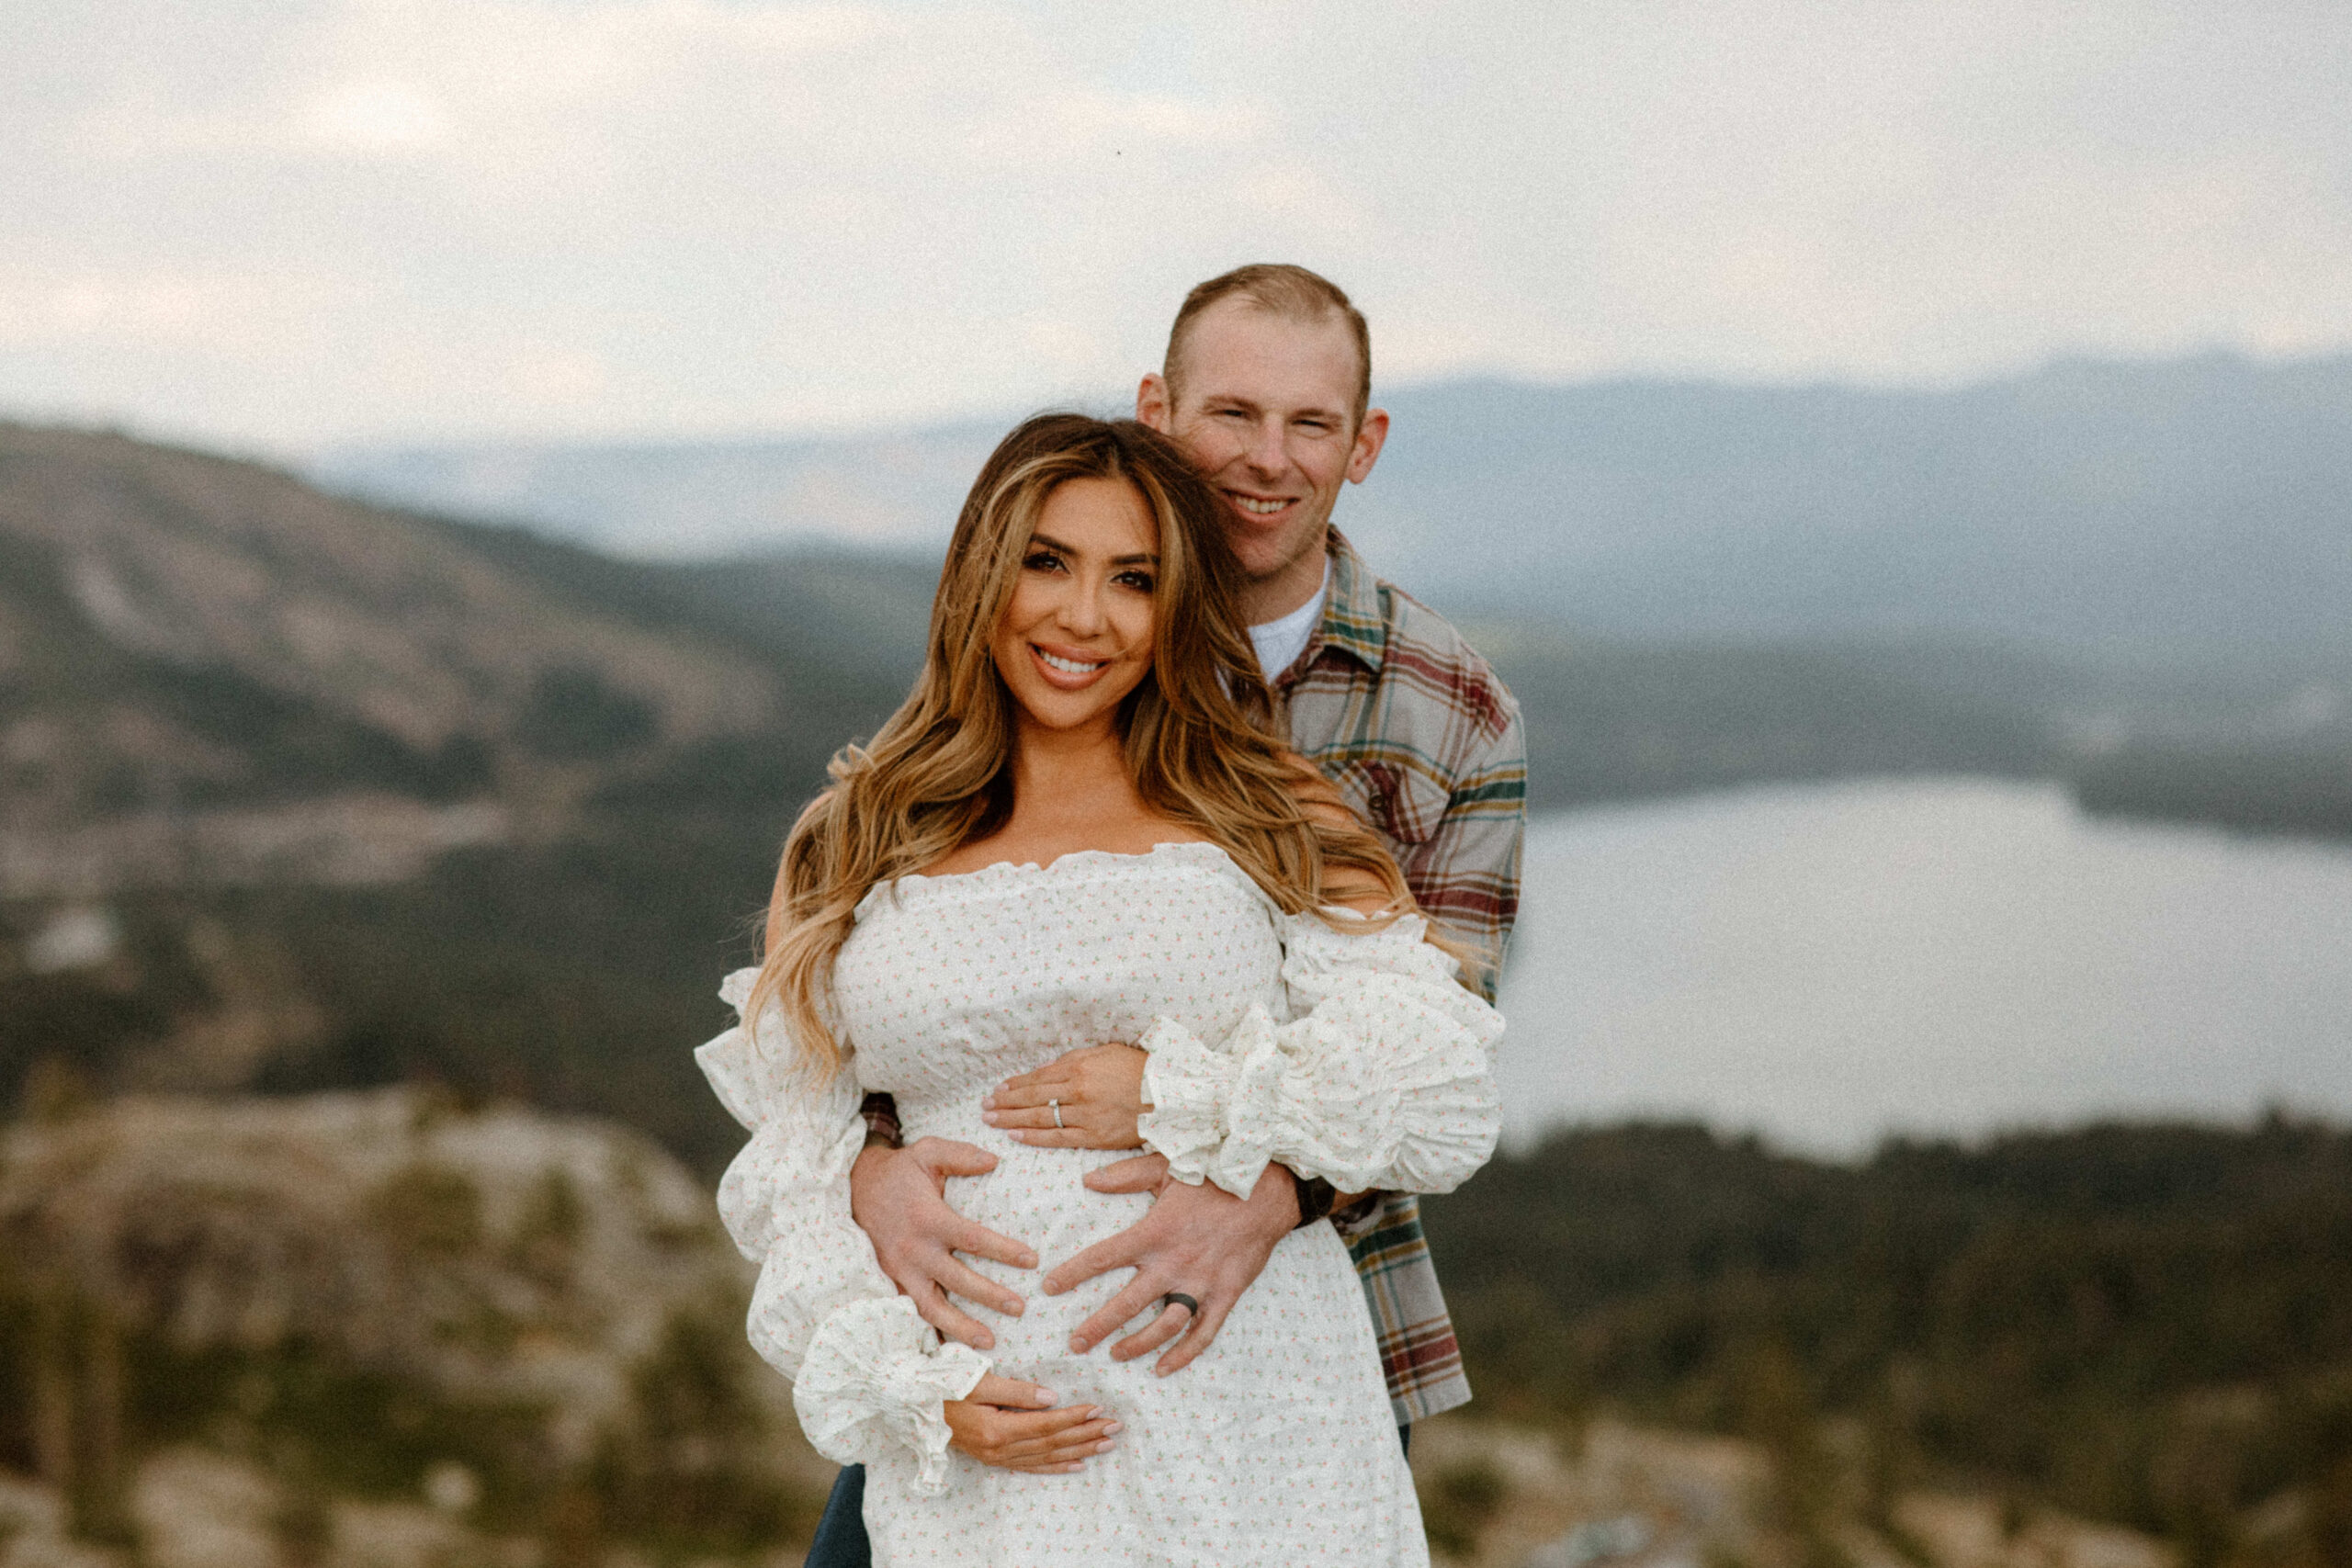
left=1346, top=407, right=1390, bottom=484
left=1136, top=373, right=1173, bottom=432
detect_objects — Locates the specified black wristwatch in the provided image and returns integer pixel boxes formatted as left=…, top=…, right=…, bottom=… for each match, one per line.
left=1293, top=1176, right=1338, bottom=1228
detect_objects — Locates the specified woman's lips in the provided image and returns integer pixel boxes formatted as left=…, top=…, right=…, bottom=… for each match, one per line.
left=1030, top=643, right=1112, bottom=690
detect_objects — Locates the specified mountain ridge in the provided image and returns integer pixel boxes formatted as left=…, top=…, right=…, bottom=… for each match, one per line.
left=317, top=351, right=2352, bottom=655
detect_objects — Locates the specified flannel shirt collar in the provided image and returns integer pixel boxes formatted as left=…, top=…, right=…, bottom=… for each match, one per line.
left=1305, top=528, right=1388, bottom=677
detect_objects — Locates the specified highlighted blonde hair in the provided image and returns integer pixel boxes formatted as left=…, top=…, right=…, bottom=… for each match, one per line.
left=749, top=413, right=1419, bottom=1077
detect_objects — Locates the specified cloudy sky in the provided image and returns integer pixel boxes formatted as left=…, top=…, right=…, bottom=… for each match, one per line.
left=5, top=0, right=2348, bottom=451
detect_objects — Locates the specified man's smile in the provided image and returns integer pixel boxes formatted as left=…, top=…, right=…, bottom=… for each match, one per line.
left=1224, top=491, right=1298, bottom=519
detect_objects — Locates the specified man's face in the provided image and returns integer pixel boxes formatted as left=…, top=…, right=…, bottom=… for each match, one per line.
left=1137, top=299, right=1388, bottom=609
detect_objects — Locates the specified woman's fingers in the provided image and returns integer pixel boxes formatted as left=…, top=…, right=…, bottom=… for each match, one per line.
left=967, top=1372, right=1058, bottom=1408
left=957, top=1402, right=1122, bottom=1471
left=998, top=1416, right=1120, bottom=1460
left=983, top=1073, right=1072, bottom=1111
left=1007, top=1125, right=1111, bottom=1149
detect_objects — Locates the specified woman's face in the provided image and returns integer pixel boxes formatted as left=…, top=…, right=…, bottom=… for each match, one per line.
left=992, top=476, right=1160, bottom=739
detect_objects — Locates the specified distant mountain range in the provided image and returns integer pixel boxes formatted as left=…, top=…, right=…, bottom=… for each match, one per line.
left=318, top=352, right=2352, bottom=655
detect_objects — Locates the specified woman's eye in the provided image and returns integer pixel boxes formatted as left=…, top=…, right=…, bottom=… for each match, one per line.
left=1116, top=570, right=1156, bottom=592
left=1024, top=550, right=1062, bottom=571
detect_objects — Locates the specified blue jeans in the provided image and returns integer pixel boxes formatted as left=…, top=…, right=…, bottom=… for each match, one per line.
left=802, top=1426, right=1411, bottom=1565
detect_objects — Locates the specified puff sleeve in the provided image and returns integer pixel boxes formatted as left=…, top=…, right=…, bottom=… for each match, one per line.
left=696, top=968, right=989, bottom=1491
left=1134, top=911, right=1503, bottom=1201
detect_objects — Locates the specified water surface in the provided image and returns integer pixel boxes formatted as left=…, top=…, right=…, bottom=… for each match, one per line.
left=1495, top=778, right=2352, bottom=1154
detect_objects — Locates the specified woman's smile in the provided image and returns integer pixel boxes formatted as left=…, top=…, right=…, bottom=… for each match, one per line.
left=1031, top=641, right=1113, bottom=686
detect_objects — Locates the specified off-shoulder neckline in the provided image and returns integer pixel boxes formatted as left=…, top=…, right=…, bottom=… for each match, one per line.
left=854, top=840, right=1261, bottom=916
left=902, top=838, right=1231, bottom=886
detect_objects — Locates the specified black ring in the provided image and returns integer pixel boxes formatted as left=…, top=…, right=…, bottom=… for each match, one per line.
left=1160, top=1292, right=1200, bottom=1316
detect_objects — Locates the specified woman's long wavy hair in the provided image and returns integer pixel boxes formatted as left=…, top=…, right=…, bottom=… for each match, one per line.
left=748, top=412, right=1424, bottom=1078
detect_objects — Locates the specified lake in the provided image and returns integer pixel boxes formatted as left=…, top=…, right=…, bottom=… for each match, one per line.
left=1495, top=777, right=2352, bottom=1155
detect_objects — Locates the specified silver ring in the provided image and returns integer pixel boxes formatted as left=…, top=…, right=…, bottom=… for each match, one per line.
left=1050, top=1098, right=1064, bottom=1130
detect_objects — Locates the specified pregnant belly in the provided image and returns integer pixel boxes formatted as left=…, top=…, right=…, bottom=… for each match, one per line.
left=902, top=1104, right=1377, bottom=1424
left=902, top=1104, right=1161, bottom=1401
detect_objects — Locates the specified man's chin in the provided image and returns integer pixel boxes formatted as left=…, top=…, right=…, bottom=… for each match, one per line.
left=1225, top=514, right=1324, bottom=573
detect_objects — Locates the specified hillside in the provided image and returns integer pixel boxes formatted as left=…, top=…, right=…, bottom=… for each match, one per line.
left=319, top=353, right=2352, bottom=657
left=0, top=424, right=929, bottom=887
left=0, top=424, right=927, bottom=1166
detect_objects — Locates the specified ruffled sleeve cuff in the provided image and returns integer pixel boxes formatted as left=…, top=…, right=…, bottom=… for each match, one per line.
left=792, top=1296, right=992, bottom=1494
left=1138, top=1007, right=1285, bottom=1197
left=1136, top=909, right=1504, bottom=1201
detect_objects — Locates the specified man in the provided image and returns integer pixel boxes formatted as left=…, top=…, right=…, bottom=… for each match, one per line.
left=803, top=265, right=1527, bottom=1563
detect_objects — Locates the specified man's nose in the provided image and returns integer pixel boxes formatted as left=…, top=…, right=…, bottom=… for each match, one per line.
left=1245, top=416, right=1288, bottom=476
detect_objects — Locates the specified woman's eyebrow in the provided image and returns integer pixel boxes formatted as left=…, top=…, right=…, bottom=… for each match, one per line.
left=1028, top=532, right=1158, bottom=567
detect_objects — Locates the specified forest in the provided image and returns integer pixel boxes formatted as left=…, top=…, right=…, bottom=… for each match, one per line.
left=1424, top=1120, right=2352, bottom=1566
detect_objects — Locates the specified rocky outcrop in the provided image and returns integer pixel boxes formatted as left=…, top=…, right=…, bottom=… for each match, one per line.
left=0, top=1089, right=826, bottom=1565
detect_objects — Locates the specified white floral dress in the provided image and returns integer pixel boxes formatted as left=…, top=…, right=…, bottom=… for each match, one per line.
left=695, top=842, right=1503, bottom=1568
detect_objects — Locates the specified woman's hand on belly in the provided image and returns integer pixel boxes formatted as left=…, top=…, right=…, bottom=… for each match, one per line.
left=983, top=1043, right=1149, bottom=1150
left=945, top=1373, right=1122, bottom=1474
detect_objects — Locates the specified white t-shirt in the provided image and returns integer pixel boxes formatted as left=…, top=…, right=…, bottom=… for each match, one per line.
left=1248, top=559, right=1330, bottom=682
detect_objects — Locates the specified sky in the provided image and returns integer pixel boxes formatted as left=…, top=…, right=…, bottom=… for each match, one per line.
left=5, top=0, right=2349, bottom=452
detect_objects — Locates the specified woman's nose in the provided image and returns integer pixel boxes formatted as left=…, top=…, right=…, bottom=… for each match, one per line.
left=1057, top=580, right=1106, bottom=634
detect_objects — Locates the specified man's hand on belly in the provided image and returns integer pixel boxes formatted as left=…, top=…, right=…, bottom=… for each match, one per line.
left=851, top=1138, right=1040, bottom=1352
left=1044, top=1155, right=1299, bottom=1375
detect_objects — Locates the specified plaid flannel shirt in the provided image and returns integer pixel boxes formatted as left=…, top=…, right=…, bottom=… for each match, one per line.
left=1274, top=530, right=1526, bottom=1424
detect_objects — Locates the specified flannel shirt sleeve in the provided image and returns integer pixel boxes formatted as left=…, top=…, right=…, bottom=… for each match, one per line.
left=1399, top=696, right=1526, bottom=1003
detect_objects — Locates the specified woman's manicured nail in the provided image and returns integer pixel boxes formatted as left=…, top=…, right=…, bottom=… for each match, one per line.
left=1102, top=1422, right=1123, bottom=1436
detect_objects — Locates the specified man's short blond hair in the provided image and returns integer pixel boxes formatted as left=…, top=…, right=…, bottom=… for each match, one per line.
left=1163, top=264, right=1372, bottom=426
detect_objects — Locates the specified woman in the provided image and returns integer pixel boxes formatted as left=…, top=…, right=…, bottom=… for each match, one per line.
left=696, top=414, right=1502, bottom=1566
